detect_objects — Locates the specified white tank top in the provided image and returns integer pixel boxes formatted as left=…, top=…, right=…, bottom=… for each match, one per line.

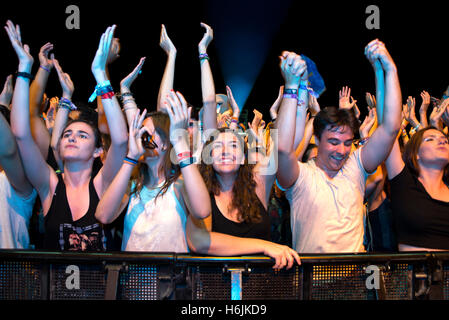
left=122, top=181, right=189, bottom=252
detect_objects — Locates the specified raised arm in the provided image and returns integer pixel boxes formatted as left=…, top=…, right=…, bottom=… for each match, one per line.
left=29, top=43, right=53, bottom=159
left=157, top=24, right=177, bottom=111
left=95, top=109, right=147, bottom=224
left=0, top=75, right=13, bottom=109
left=419, top=90, right=431, bottom=128
left=166, top=91, right=210, bottom=219
left=50, top=57, right=74, bottom=170
left=275, top=51, right=308, bottom=189
left=225, top=85, right=240, bottom=130
left=120, top=57, right=146, bottom=127
left=360, top=40, right=402, bottom=173
left=0, top=112, right=33, bottom=197
left=6, top=20, right=54, bottom=197
left=198, top=22, right=217, bottom=132
left=91, top=25, right=128, bottom=196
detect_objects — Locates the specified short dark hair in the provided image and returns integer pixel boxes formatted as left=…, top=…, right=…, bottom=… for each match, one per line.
left=313, top=106, right=360, bottom=140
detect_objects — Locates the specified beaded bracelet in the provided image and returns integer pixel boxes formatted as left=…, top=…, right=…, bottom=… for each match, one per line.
left=58, top=97, right=77, bottom=111
left=199, top=53, right=209, bottom=61
left=283, top=93, right=298, bottom=100
left=40, top=65, right=51, bottom=73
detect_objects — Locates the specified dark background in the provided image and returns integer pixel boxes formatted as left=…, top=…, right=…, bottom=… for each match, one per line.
left=1, top=0, right=447, bottom=122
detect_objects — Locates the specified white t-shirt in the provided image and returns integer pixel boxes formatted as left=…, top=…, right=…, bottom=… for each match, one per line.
left=122, top=181, right=189, bottom=253
left=0, top=171, right=37, bottom=249
left=284, top=148, right=369, bottom=253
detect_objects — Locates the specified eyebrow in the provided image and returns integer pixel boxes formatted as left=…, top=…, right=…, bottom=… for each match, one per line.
left=63, top=129, right=91, bottom=136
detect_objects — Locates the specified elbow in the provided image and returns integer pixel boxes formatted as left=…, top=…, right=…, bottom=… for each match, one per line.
left=95, top=209, right=112, bottom=225
left=186, top=219, right=211, bottom=254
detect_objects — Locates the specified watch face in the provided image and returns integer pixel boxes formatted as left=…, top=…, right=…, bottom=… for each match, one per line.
left=141, top=132, right=158, bottom=150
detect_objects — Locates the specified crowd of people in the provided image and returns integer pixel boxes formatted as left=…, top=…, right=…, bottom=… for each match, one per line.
left=0, top=20, right=448, bottom=269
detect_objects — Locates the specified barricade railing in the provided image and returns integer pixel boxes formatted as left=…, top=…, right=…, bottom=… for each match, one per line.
left=0, top=250, right=448, bottom=300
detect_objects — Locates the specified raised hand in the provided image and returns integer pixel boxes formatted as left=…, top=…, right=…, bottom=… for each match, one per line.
left=226, top=85, right=240, bottom=118
left=269, top=86, right=284, bottom=120
left=120, top=57, right=146, bottom=91
left=165, top=90, right=192, bottom=148
left=429, top=98, right=449, bottom=130
left=308, top=93, right=321, bottom=117
left=442, top=101, right=449, bottom=128
left=0, top=75, right=13, bottom=107
left=91, top=25, right=116, bottom=82
left=107, top=38, right=120, bottom=65
left=404, top=96, right=420, bottom=129
left=339, top=86, right=357, bottom=110
left=127, top=109, right=147, bottom=161
left=279, top=51, right=307, bottom=88
left=364, top=39, right=396, bottom=72
left=366, top=92, right=376, bottom=110
left=159, top=24, right=177, bottom=56
left=198, top=22, right=213, bottom=53
left=53, top=57, right=74, bottom=99
left=4, top=20, right=33, bottom=70
left=39, top=42, right=54, bottom=71
left=359, top=108, right=377, bottom=139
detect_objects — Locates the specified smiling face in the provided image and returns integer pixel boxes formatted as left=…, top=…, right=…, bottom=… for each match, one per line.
left=417, top=129, right=449, bottom=168
left=59, top=121, right=101, bottom=162
left=315, top=125, right=354, bottom=175
left=210, top=131, right=245, bottom=174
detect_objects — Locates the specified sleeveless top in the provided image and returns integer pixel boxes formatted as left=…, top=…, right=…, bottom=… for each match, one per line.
left=211, top=194, right=271, bottom=241
left=44, top=173, right=106, bottom=251
left=122, top=181, right=189, bottom=252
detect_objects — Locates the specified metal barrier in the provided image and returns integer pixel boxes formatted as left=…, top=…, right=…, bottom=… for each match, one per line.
left=0, top=250, right=448, bottom=300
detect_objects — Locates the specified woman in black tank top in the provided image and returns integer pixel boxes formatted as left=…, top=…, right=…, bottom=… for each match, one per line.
left=8, top=24, right=128, bottom=252
left=186, top=127, right=300, bottom=270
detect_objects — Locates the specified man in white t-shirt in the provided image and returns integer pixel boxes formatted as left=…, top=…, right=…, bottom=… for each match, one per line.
left=275, top=40, right=402, bottom=253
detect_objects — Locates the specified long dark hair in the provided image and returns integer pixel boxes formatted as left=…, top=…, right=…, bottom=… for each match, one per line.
left=129, top=111, right=180, bottom=200
left=199, top=128, right=262, bottom=224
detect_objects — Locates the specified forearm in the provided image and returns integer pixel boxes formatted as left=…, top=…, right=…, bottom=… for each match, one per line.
left=95, top=161, right=133, bottom=224
left=186, top=216, right=267, bottom=256
left=29, top=68, right=49, bottom=116
left=175, top=139, right=211, bottom=219
left=11, top=68, right=33, bottom=140
left=200, top=57, right=217, bottom=131
left=95, top=72, right=128, bottom=147
left=276, top=91, right=301, bottom=154
left=374, top=64, right=385, bottom=124
left=295, top=117, right=314, bottom=160
left=51, top=107, right=70, bottom=150
left=120, top=87, right=139, bottom=127
left=382, top=68, right=402, bottom=135
left=292, top=84, right=309, bottom=150
left=157, top=52, right=176, bottom=111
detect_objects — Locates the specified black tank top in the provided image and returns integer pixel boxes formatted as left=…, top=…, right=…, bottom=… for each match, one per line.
left=211, top=194, right=271, bottom=241
left=43, top=173, right=106, bottom=251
